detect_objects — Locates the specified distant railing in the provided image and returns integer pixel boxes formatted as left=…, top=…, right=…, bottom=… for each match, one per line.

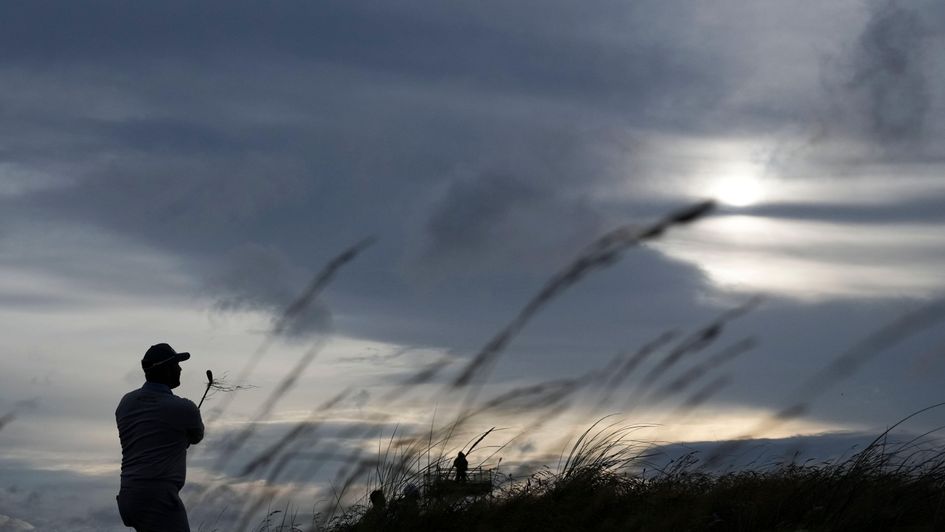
left=424, top=466, right=493, bottom=496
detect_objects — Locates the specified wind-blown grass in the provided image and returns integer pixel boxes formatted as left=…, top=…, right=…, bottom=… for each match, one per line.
left=182, top=199, right=945, bottom=531
left=329, top=411, right=945, bottom=532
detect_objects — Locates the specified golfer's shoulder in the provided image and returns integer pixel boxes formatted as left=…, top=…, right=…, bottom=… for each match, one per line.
left=117, top=387, right=147, bottom=407
left=115, top=389, right=139, bottom=415
left=156, top=395, right=199, bottom=425
left=165, top=394, right=199, bottom=412
left=118, top=389, right=139, bottom=403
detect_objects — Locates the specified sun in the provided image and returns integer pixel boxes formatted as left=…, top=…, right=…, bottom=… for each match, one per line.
left=711, top=173, right=765, bottom=207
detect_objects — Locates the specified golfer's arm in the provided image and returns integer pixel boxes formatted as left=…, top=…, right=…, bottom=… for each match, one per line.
left=183, top=400, right=205, bottom=445
left=187, top=425, right=204, bottom=445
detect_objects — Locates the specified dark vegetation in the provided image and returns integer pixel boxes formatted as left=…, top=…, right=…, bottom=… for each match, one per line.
left=325, top=411, right=945, bottom=532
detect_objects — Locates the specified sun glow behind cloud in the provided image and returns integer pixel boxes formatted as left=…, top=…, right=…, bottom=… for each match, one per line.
left=614, top=133, right=945, bottom=301
left=656, top=214, right=945, bottom=300
left=708, top=162, right=767, bottom=207
left=619, top=133, right=945, bottom=211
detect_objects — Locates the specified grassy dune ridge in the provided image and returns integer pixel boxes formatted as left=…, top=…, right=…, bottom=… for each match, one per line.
left=326, top=410, right=945, bottom=532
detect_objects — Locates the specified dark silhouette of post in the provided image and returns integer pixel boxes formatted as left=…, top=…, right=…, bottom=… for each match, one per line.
left=115, top=343, right=204, bottom=532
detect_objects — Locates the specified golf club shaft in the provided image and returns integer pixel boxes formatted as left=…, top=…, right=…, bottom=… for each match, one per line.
left=197, top=383, right=211, bottom=409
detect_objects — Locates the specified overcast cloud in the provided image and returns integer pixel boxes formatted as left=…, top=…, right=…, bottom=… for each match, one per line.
left=1, top=0, right=944, bottom=529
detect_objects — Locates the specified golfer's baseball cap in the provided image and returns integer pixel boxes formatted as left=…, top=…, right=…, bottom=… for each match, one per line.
left=142, top=343, right=191, bottom=370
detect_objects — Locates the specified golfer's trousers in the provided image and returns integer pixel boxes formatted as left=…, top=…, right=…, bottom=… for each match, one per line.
left=117, top=481, right=190, bottom=532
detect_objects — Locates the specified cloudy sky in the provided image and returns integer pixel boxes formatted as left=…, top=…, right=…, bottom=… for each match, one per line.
left=2, top=0, right=945, bottom=530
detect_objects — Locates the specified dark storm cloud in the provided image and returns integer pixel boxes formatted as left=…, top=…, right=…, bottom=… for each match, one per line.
left=425, top=174, right=544, bottom=261
left=419, top=172, right=606, bottom=273
left=5, top=5, right=945, bottom=532
left=849, top=1, right=932, bottom=143
left=805, top=0, right=945, bottom=159
left=0, top=0, right=744, bottom=352
left=742, top=196, right=945, bottom=223
left=690, top=298, right=945, bottom=427
left=0, top=459, right=119, bottom=532
left=1, top=0, right=943, bottom=433
left=0, top=0, right=721, bottom=110
left=331, top=246, right=713, bottom=359
left=208, top=243, right=333, bottom=339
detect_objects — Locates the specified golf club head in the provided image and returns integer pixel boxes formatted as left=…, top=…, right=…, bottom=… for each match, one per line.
left=206, top=369, right=213, bottom=383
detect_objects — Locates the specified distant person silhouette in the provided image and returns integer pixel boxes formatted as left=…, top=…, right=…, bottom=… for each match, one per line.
left=115, top=343, right=204, bottom=532
left=369, top=489, right=387, bottom=510
left=357, top=489, right=389, bottom=529
left=454, top=451, right=468, bottom=482
left=395, top=483, right=421, bottom=521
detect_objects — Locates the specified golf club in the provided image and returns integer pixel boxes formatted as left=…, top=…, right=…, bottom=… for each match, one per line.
left=197, top=369, right=213, bottom=409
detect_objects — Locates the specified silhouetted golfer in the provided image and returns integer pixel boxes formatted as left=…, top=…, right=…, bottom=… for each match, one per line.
left=454, top=451, right=468, bottom=482
left=116, top=343, right=204, bottom=532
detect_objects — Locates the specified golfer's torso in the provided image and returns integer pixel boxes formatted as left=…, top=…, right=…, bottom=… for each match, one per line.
left=116, top=384, right=198, bottom=489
